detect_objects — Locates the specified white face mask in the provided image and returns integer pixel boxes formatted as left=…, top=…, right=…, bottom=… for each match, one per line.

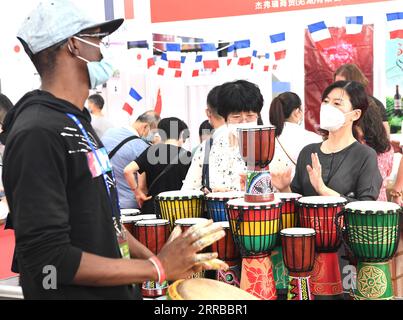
left=319, top=103, right=354, bottom=132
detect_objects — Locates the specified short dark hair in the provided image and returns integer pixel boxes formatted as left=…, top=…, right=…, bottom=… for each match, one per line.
left=158, top=117, right=189, bottom=141
left=217, top=80, right=264, bottom=120
left=269, top=92, right=301, bottom=137
left=0, top=94, right=13, bottom=125
left=88, top=94, right=105, bottom=110
left=322, top=80, right=368, bottom=125
left=207, top=85, right=221, bottom=115
left=198, top=120, right=213, bottom=138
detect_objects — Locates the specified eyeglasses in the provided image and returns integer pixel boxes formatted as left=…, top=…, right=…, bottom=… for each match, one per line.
left=227, top=113, right=259, bottom=124
left=76, top=32, right=110, bottom=47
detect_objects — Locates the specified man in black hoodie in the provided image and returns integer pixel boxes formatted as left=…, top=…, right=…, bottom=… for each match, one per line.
left=2, top=0, right=226, bottom=300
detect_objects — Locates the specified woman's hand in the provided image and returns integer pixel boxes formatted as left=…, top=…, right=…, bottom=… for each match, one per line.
left=306, top=153, right=326, bottom=194
left=271, top=167, right=292, bottom=192
left=134, top=190, right=152, bottom=208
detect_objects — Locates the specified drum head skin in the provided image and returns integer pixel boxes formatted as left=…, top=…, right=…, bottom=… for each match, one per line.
left=135, top=219, right=169, bottom=226
left=205, top=191, right=245, bottom=201
left=212, top=221, right=230, bottom=229
left=297, top=196, right=347, bottom=206
left=157, top=190, right=204, bottom=200
left=276, top=193, right=302, bottom=200
left=120, top=208, right=141, bottom=216
left=170, top=278, right=259, bottom=300
left=121, top=214, right=156, bottom=223
left=175, top=218, right=208, bottom=226
left=345, top=201, right=401, bottom=213
left=227, top=197, right=282, bottom=208
left=237, top=125, right=276, bottom=132
left=280, top=227, right=316, bottom=236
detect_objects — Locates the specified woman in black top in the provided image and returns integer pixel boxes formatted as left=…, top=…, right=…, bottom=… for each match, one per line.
left=273, top=80, right=382, bottom=201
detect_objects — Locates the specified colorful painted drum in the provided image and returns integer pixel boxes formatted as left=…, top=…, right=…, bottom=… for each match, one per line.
left=281, top=228, right=316, bottom=300
left=341, top=201, right=401, bottom=300
left=297, top=196, right=347, bottom=298
left=226, top=197, right=282, bottom=300
left=277, top=193, right=302, bottom=230
left=167, top=278, right=259, bottom=300
left=133, top=219, right=170, bottom=298
left=211, top=222, right=241, bottom=287
left=205, top=191, right=244, bottom=222
left=155, top=190, right=204, bottom=229
left=121, top=214, right=156, bottom=236
left=120, top=208, right=141, bottom=216
left=226, top=198, right=282, bottom=255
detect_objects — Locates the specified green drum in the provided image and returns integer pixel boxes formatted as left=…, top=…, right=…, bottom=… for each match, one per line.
left=342, top=201, right=401, bottom=300
left=271, top=246, right=289, bottom=293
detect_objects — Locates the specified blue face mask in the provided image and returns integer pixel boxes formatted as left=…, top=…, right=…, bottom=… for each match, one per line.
left=71, top=37, right=114, bottom=89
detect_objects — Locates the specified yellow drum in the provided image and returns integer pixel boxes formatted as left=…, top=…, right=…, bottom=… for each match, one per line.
left=167, top=278, right=259, bottom=300
left=155, top=190, right=204, bottom=229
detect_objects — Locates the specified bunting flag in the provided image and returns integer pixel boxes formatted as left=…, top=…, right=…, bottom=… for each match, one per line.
left=201, top=43, right=220, bottom=69
left=308, top=21, right=334, bottom=50
left=104, top=0, right=134, bottom=20
left=122, top=87, right=143, bottom=116
left=235, top=40, right=252, bottom=66
left=387, top=12, right=403, bottom=40
left=270, top=32, right=286, bottom=61
left=166, top=43, right=182, bottom=69
left=192, top=55, right=203, bottom=77
left=227, top=44, right=235, bottom=65
left=345, top=16, right=363, bottom=35
left=250, top=50, right=258, bottom=70
left=154, top=88, right=162, bottom=115
left=263, top=53, right=270, bottom=72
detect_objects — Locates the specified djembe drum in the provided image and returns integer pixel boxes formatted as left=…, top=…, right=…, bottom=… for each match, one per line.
left=155, top=190, right=204, bottom=230
left=167, top=278, right=259, bottom=300
left=237, top=125, right=276, bottom=203
left=297, top=196, right=347, bottom=299
left=211, top=222, right=241, bottom=287
left=121, top=214, right=156, bottom=236
left=272, top=193, right=302, bottom=297
left=226, top=197, right=282, bottom=300
left=175, top=218, right=209, bottom=279
left=133, top=219, right=170, bottom=298
left=205, top=191, right=244, bottom=222
left=337, top=201, right=401, bottom=300
left=280, top=228, right=316, bottom=300
left=120, top=208, right=141, bottom=216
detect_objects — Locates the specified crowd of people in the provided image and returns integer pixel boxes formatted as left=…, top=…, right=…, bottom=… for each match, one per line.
left=0, top=0, right=402, bottom=300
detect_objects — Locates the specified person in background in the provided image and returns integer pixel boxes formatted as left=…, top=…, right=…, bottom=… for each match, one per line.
left=191, top=119, right=213, bottom=157
left=354, top=99, right=394, bottom=201
left=124, top=117, right=192, bottom=214
left=87, top=93, right=113, bottom=138
left=269, top=92, right=322, bottom=177
left=2, top=0, right=225, bottom=300
left=102, top=111, right=160, bottom=209
left=334, top=63, right=390, bottom=137
left=272, top=81, right=382, bottom=202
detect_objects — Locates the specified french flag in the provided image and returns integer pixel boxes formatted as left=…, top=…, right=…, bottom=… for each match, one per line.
left=227, top=44, right=235, bottom=66
left=122, top=87, right=142, bottom=116
left=270, top=32, right=286, bottom=61
left=156, top=54, right=182, bottom=77
left=346, top=16, right=363, bottom=35
left=166, top=43, right=182, bottom=69
left=235, top=40, right=252, bottom=66
left=263, top=53, right=270, bottom=72
left=308, top=21, right=334, bottom=50
left=386, top=12, right=403, bottom=40
left=104, top=0, right=134, bottom=20
left=201, top=43, right=219, bottom=70
left=192, top=55, right=203, bottom=77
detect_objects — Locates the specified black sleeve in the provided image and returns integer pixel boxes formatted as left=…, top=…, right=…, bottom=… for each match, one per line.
left=3, top=128, right=82, bottom=286
left=135, top=146, right=151, bottom=174
left=353, top=149, right=383, bottom=201
left=371, top=96, right=388, bottom=122
left=290, top=146, right=308, bottom=195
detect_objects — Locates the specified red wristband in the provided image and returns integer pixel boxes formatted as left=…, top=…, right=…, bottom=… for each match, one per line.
left=148, top=256, right=166, bottom=283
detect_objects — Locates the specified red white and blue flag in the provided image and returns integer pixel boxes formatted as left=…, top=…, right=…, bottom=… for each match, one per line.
left=122, top=87, right=142, bottom=116
left=270, top=32, right=286, bottom=61
left=386, top=12, right=403, bottom=40
left=201, top=43, right=220, bottom=70
left=235, top=40, right=252, bottom=66
left=166, top=43, right=182, bottom=69
left=104, top=0, right=134, bottom=20
left=308, top=21, right=334, bottom=50
left=192, top=55, right=203, bottom=77
left=345, top=16, right=363, bottom=35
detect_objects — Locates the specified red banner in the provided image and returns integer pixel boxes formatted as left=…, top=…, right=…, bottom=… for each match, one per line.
left=151, top=0, right=389, bottom=23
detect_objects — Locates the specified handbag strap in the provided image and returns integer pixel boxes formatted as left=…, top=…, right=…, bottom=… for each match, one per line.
left=276, top=137, right=297, bottom=166
left=108, top=136, right=142, bottom=159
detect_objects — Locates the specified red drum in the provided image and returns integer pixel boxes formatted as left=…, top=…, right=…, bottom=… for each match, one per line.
left=133, top=219, right=170, bottom=298
left=121, top=214, right=156, bottom=237
left=277, top=193, right=302, bottom=230
left=120, top=208, right=141, bottom=216
left=211, top=222, right=241, bottom=287
left=281, top=228, right=316, bottom=300
left=297, top=196, right=347, bottom=299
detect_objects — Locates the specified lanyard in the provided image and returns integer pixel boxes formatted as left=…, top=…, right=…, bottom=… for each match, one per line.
left=66, top=113, right=122, bottom=227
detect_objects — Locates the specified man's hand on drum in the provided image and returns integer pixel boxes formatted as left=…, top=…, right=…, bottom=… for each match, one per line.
left=157, top=220, right=229, bottom=280
left=271, top=167, right=292, bottom=193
